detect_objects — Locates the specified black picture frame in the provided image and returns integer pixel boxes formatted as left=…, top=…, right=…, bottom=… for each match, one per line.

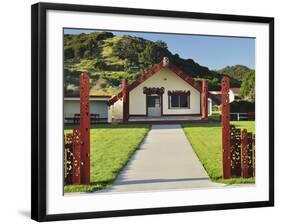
left=31, top=2, right=274, bottom=222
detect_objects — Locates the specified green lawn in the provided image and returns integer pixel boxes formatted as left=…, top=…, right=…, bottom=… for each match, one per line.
left=64, top=124, right=150, bottom=193
left=182, top=121, right=255, bottom=185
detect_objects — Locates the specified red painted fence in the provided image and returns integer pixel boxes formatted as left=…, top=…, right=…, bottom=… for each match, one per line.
left=221, top=76, right=255, bottom=179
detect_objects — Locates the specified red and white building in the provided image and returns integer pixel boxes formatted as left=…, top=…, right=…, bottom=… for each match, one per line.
left=108, top=57, right=213, bottom=123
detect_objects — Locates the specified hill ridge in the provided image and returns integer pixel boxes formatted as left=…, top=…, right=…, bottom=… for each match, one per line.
left=64, top=31, right=250, bottom=96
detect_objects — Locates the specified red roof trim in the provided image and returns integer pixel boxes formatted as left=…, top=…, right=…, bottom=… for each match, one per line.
left=108, top=91, right=123, bottom=105
left=108, top=59, right=203, bottom=106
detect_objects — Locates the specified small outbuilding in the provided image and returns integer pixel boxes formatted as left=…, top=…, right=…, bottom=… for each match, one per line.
left=64, top=95, right=111, bottom=123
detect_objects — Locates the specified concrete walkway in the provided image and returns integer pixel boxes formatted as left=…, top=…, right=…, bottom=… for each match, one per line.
left=107, top=124, right=220, bottom=192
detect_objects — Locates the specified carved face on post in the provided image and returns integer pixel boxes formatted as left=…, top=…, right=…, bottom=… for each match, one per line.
left=163, top=57, right=169, bottom=67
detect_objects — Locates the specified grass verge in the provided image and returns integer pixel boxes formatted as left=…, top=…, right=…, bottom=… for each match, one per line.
left=64, top=124, right=150, bottom=193
left=182, top=121, right=255, bottom=185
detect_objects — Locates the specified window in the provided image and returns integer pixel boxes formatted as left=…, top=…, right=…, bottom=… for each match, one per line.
left=180, top=95, right=188, bottom=107
left=168, top=92, right=190, bottom=108
left=170, top=95, right=179, bottom=107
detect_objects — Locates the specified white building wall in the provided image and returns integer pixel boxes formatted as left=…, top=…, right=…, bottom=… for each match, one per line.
left=229, top=90, right=235, bottom=103
left=111, top=99, right=123, bottom=120
left=129, top=68, right=201, bottom=115
left=208, top=98, right=212, bottom=116
left=64, top=100, right=108, bottom=118
left=107, top=106, right=112, bottom=123
left=64, top=101, right=79, bottom=117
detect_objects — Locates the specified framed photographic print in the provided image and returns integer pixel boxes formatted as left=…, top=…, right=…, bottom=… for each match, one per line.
left=31, top=2, right=274, bottom=222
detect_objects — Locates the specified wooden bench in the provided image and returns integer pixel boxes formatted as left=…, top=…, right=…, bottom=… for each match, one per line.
left=65, top=113, right=100, bottom=124
left=90, top=113, right=100, bottom=123
left=64, top=117, right=76, bottom=124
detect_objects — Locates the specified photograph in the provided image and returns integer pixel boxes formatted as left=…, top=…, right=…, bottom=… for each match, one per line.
left=31, top=3, right=274, bottom=221
left=63, top=28, right=256, bottom=194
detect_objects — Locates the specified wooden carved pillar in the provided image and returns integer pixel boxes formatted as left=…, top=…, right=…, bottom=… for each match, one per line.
left=80, top=73, right=90, bottom=185
left=72, top=128, right=81, bottom=184
left=230, top=125, right=241, bottom=177
left=122, top=79, right=129, bottom=123
left=221, top=76, right=231, bottom=179
left=253, top=134, right=255, bottom=177
left=64, top=129, right=82, bottom=185
left=247, top=133, right=254, bottom=177
left=64, top=133, right=73, bottom=185
left=201, top=80, right=208, bottom=120
left=241, top=129, right=249, bottom=178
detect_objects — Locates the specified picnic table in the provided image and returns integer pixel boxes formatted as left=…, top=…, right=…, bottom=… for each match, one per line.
left=64, top=113, right=100, bottom=124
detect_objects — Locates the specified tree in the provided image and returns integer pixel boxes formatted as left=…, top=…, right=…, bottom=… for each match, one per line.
left=64, top=69, right=80, bottom=96
left=155, top=40, right=168, bottom=49
left=94, top=59, right=107, bottom=71
left=112, top=37, right=145, bottom=66
left=64, top=47, right=74, bottom=59
left=138, top=42, right=168, bottom=70
left=241, top=71, right=255, bottom=102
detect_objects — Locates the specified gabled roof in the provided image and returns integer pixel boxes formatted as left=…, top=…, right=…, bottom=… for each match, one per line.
left=108, top=58, right=202, bottom=105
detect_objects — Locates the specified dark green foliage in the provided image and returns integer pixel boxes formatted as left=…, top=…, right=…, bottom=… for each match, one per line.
left=139, top=42, right=172, bottom=71
left=94, top=32, right=114, bottom=41
left=105, top=64, right=124, bottom=71
left=64, top=46, right=75, bottom=59
left=64, top=69, right=96, bottom=96
left=112, top=36, right=147, bottom=67
left=93, top=59, right=107, bottom=71
left=241, top=71, right=255, bottom=101
left=216, top=65, right=254, bottom=81
left=64, top=32, right=112, bottom=59
left=64, top=69, right=81, bottom=96
left=155, top=40, right=168, bottom=49
left=230, top=100, right=255, bottom=113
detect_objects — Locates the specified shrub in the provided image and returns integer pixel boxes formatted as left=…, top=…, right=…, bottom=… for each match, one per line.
left=230, top=100, right=255, bottom=113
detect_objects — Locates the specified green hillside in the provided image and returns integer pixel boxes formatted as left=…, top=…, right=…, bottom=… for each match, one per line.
left=215, top=65, right=254, bottom=81
left=64, top=31, right=244, bottom=96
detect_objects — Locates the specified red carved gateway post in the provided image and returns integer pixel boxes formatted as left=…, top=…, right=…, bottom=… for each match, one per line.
left=201, top=80, right=208, bottom=120
left=221, top=76, right=231, bottom=179
left=230, top=125, right=241, bottom=176
left=64, top=129, right=81, bottom=185
left=64, top=133, right=73, bottom=185
left=241, top=129, right=249, bottom=178
left=241, top=129, right=255, bottom=178
left=247, top=132, right=254, bottom=177
left=71, top=128, right=82, bottom=184
left=253, top=134, right=255, bottom=177
left=80, top=73, right=90, bottom=185
left=122, top=79, right=129, bottom=123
